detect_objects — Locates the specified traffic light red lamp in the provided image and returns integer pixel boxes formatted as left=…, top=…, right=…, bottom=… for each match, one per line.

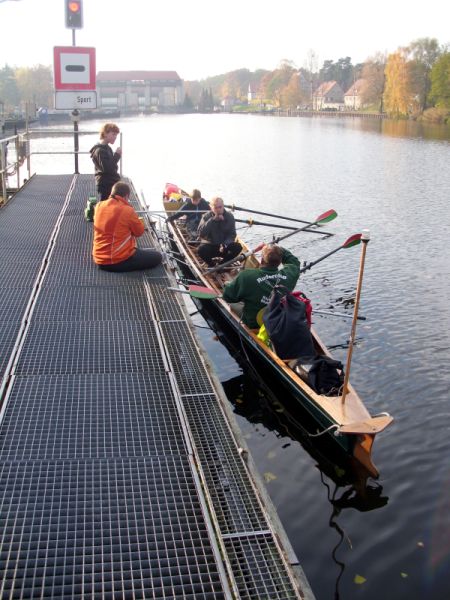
left=65, top=0, right=83, bottom=29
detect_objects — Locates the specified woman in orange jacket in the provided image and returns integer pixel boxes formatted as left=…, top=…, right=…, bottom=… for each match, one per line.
left=93, top=181, right=162, bottom=272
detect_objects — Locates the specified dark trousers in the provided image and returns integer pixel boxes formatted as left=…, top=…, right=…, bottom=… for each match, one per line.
left=97, top=181, right=118, bottom=201
left=197, top=242, right=242, bottom=267
left=99, top=248, right=162, bottom=272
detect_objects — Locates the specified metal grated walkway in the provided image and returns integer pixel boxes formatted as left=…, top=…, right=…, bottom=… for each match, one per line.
left=0, top=175, right=312, bottom=599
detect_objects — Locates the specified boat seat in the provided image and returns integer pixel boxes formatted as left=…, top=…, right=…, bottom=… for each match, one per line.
left=338, top=414, right=394, bottom=434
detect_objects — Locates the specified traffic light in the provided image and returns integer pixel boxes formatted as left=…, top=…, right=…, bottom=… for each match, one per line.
left=65, top=0, right=83, bottom=29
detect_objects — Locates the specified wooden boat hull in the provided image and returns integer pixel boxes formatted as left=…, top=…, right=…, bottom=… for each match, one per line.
left=162, top=201, right=393, bottom=477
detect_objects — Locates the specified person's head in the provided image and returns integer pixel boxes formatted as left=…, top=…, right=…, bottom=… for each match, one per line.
left=210, top=196, right=224, bottom=216
left=111, top=181, right=130, bottom=200
left=261, top=244, right=283, bottom=268
left=100, top=122, right=120, bottom=144
left=191, top=189, right=202, bottom=204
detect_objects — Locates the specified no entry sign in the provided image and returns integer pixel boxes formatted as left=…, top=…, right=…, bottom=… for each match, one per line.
left=53, top=46, right=96, bottom=90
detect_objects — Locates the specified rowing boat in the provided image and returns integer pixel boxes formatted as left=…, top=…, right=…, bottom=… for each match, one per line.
left=161, top=198, right=393, bottom=477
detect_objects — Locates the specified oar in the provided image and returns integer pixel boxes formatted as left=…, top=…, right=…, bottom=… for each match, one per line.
left=314, top=309, right=366, bottom=321
left=341, top=230, right=370, bottom=405
left=235, top=218, right=298, bottom=231
left=234, top=217, right=335, bottom=236
left=225, top=204, right=326, bottom=226
left=273, top=209, right=337, bottom=244
left=299, top=233, right=362, bottom=274
left=168, top=284, right=220, bottom=299
left=206, top=241, right=266, bottom=274
left=207, top=209, right=337, bottom=275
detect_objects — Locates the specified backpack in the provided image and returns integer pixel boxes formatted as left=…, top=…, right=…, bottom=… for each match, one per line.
left=308, top=355, right=345, bottom=396
left=84, top=196, right=98, bottom=222
left=290, top=291, right=312, bottom=327
left=263, top=287, right=315, bottom=361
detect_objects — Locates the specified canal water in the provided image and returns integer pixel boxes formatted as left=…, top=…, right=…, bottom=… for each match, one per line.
left=29, top=114, right=450, bottom=600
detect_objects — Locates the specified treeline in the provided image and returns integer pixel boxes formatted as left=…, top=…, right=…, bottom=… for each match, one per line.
left=1, top=37, right=449, bottom=122
left=185, top=38, right=450, bottom=121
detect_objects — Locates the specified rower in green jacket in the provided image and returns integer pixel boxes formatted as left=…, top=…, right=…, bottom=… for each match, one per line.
left=222, top=244, right=300, bottom=328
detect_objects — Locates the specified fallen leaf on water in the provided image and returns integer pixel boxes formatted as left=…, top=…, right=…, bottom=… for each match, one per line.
left=354, top=575, right=366, bottom=585
left=264, top=472, right=277, bottom=483
left=401, top=573, right=408, bottom=578
left=334, top=466, right=346, bottom=478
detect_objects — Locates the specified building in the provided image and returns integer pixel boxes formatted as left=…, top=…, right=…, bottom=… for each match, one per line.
left=96, top=71, right=184, bottom=112
left=312, top=81, right=344, bottom=111
left=344, top=79, right=367, bottom=110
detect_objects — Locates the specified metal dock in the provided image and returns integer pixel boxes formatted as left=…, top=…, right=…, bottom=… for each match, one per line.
left=0, top=175, right=314, bottom=599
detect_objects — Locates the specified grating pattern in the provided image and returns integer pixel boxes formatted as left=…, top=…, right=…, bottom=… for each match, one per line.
left=43, top=261, right=146, bottom=287
left=50, top=242, right=96, bottom=261
left=0, top=458, right=226, bottom=600
left=146, top=278, right=186, bottom=322
left=0, top=321, right=23, bottom=383
left=182, top=393, right=267, bottom=535
left=223, top=534, right=300, bottom=600
left=32, top=286, right=153, bottom=322
left=160, top=322, right=215, bottom=396
left=0, top=174, right=304, bottom=599
left=15, top=321, right=164, bottom=375
left=56, top=215, right=95, bottom=244
left=0, top=374, right=187, bottom=460
left=0, top=288, right=32, bottom=322
left=0, top=259, right=44, bottom=288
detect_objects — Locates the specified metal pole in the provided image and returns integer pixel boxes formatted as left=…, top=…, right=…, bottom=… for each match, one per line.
left=341, top=229, right=370, bottom=405
left=72, top=110, right=80, bottom=174
left=119, top=131, right=123, bottom=176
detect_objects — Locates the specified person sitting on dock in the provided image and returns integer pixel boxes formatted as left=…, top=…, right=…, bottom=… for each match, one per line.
left=165, top=189, right=209, bottom=238
left=222, top=244, right=300, bottom=328
left=90, top=122, right=122, bottom=200
left=197, top=197, right=242, bottom=267
left=92, top=181, right=162, bottom=272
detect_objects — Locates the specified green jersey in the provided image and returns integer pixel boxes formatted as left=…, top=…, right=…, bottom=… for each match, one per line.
left=222, top=247, right=300, bottom=328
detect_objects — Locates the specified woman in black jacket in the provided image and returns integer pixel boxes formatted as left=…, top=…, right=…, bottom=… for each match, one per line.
left=90, top=122, right=122, bottom=200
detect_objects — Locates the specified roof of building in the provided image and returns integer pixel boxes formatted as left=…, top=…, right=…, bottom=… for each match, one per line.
left=97, top=71, right=181, bottom=82
left=344, top=79, right=367, bottom=96
left=314, top=81, right=341, bottom=96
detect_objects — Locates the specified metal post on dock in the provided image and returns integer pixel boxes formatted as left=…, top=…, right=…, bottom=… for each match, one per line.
left=71, top=110, right=80, bottom=174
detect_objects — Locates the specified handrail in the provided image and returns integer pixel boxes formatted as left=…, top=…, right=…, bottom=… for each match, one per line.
left=0, top=127, right=123, bottom=204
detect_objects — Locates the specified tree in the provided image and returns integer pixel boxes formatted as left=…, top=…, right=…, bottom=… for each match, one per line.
left=281, top=72, right=303, bottom=108
left=383, top=50, right=411, bottom=117
left=0, top=65, right=20, bottom=112
left=15, top=65, right=53, bottom=109
left=406, top=38, right=443, bottom=110
left=429, top=52, right=450, bottom=108
left=183, top=93, right=193, bottom=109
left=262, top=60, right=296, bottom=106
left=303, top=49, right=319, bottom=107
left=361, top=53, right=386, bottom=112
left=318, top=57, right=355, bottom=91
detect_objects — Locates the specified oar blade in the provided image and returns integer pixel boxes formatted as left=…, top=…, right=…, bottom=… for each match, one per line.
left=188, top=284, right=220, bottom=299
left=343, top=233, right=362, bottom=248
left=316, top=209, right=337, bottom=225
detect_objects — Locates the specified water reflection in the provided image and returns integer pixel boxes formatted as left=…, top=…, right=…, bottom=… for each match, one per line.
left=354, top=117, right=450, bottom=141
left=221, top=369, right=389, bottom=599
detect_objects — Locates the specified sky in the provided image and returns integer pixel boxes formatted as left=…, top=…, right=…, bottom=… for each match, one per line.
left=1, top=0, right=449, bottom=80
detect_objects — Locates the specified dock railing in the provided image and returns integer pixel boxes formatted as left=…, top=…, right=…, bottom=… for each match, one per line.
left=0, top=126, right=123, bottom=204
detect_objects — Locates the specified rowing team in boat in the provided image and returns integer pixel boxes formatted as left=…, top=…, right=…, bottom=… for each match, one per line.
left=166, top=192, right=302, bottom=329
